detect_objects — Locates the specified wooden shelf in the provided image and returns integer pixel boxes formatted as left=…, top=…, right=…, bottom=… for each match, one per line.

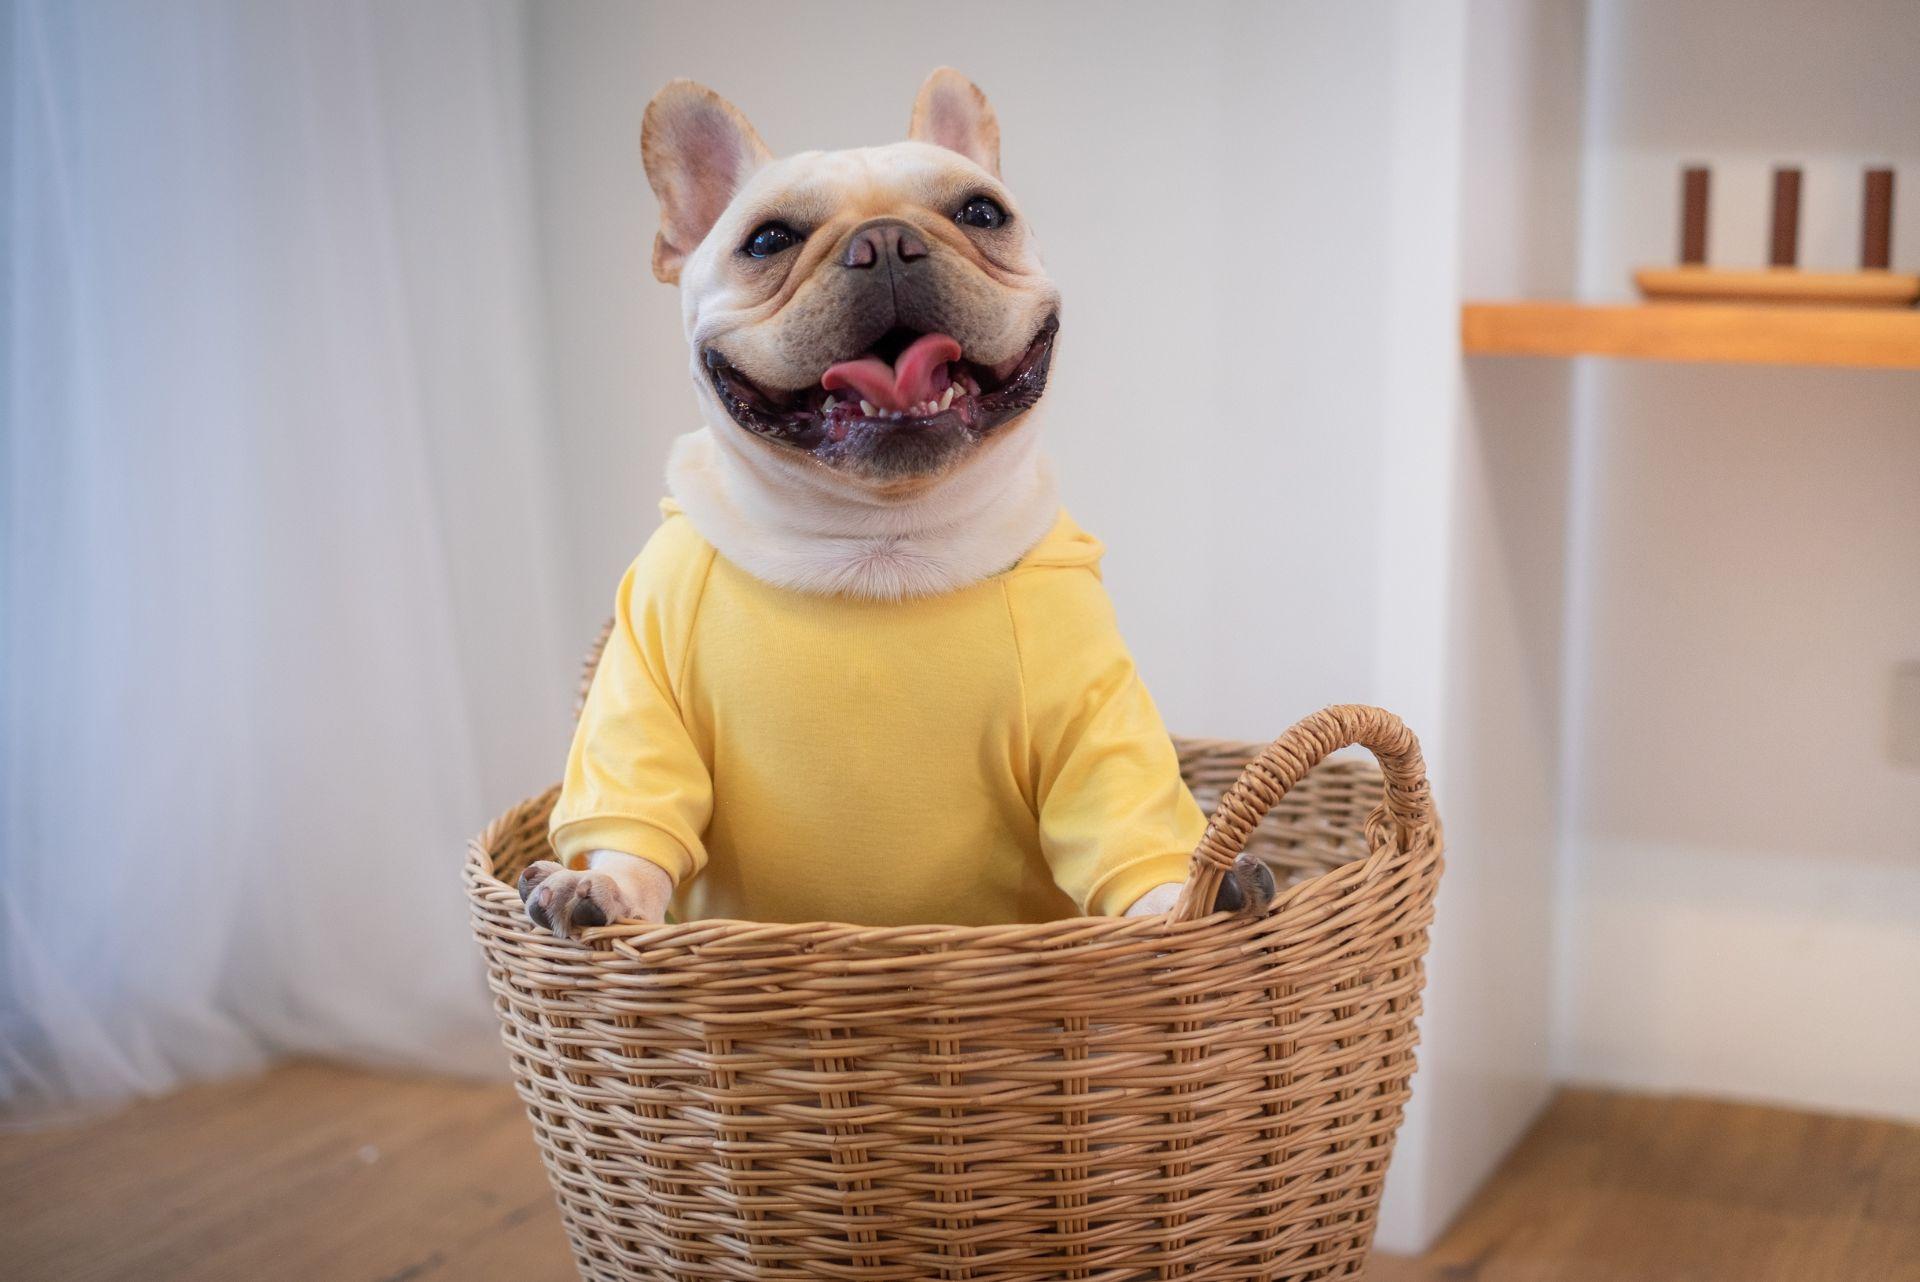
left=1461, top=300, right=1920, bottom=370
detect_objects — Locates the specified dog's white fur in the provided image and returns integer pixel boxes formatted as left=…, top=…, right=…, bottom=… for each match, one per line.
left=667, top=411, right=1058, bottom=601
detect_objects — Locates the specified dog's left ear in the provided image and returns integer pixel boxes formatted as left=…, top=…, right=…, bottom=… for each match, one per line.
left=641, top=80, right=772, bottom=285
left=908, top=68, right=1000, bottom=177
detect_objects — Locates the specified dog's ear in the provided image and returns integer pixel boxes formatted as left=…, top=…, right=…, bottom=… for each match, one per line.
left=908, top=68, right=1000, bottom=177
left=641, top=80, right=771, bottom=285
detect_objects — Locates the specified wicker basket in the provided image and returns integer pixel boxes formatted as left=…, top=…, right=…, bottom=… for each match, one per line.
left=467, top=649, right=1441, bottom=1280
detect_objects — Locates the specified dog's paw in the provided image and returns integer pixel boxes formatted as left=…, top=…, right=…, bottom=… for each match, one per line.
left=516, top=860, right=639, bottom=939
left=1211, top=854, right=1278, bottom=915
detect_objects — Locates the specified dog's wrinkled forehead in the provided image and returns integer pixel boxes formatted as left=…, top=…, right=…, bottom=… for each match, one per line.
left=678, top=142, right=1032, bottom=323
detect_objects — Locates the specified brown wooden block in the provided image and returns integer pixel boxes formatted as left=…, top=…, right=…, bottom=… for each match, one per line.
left=1680, top=166, right=1710, bottom=265
left=1770, top=167, right=1802, bottom=268
left=1633, top=266, right=1920, bottom=307
left=1862, top=168, right=1894, bottom=270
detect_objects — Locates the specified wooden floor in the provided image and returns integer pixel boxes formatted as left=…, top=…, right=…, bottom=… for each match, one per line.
left=1370, top=1091, right=1920, bottom=1282
left=2, top=1064, right=1915, bottom=1281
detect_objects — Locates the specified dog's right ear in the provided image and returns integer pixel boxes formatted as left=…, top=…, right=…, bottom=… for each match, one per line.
left=641, top=81, right=771, bottom=285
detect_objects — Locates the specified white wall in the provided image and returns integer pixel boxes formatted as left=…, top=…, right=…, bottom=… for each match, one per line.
left=1440, top=0, right=1588, bottom=1230
left=1368, top=0, right=1586, bottom=1249
left=1558, top=0, right=1920, bottom=1120
left=524, top=0, right=1399, bottom=742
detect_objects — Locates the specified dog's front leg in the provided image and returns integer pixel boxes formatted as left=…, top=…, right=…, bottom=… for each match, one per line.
left=1124, top=855, right=1276, bottom=918
left=517, top=851, right=672, bottom=939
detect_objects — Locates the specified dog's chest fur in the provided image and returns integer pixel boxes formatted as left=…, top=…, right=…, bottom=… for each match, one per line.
left=667, top=425, right=1060, bottom=601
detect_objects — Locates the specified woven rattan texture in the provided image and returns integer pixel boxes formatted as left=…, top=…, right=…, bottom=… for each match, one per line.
left=470, top=641, right=1441, bottom=1280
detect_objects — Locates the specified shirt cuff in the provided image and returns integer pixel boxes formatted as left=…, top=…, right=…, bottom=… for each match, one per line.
left=1083, top=849, right=1193, bottom=917
left=549, top=815, right=696, bottom=885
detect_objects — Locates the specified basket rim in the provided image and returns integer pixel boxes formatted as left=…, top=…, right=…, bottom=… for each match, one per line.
left=464, top=782, right=1430, bottom=954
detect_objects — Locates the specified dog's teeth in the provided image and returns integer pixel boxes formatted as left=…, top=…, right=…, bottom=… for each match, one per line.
left=938, top=386, right=955, bottom=410
left=859, top=400, right=877, bottom=416
left=822, top=395, right=837, bottom=414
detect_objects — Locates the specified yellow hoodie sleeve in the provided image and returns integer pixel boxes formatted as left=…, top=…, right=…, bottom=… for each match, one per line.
left=1007, top=565, right=1207, bottom=916
left=549, top=519, right=716, bottom=884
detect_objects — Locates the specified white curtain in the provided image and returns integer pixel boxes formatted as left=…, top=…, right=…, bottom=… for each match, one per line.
left=2, top=0, right=576, bottom=1114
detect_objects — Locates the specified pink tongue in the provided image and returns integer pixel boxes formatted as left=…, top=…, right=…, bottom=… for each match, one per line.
left=821, top=333, right=962, bottom=411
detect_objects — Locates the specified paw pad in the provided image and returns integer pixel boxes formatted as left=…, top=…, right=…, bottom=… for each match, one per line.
left=1212, top=854, right=1278, bottom=915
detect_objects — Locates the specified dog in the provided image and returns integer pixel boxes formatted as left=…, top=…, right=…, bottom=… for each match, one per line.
left=518, top=69, right=1274, bottom=937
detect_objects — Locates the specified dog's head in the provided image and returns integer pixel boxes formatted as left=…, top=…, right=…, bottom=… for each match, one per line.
left=642, top=70, right=1059, bottom=489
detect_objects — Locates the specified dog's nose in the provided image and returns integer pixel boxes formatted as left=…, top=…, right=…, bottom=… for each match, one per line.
left=842, top=220, right=929, bottom=270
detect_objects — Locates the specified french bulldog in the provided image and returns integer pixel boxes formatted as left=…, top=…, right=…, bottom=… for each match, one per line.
left=518, top=69, right=1274, bottom=937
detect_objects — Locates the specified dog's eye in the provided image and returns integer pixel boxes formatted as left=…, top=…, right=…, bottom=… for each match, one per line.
left=956, top=196, right=1007, bottom=230
left=743, top=222, right=800, bottom=258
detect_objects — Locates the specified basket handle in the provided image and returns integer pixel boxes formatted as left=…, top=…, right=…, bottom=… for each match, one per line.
left=1170, top=704, right=1433, bottom=923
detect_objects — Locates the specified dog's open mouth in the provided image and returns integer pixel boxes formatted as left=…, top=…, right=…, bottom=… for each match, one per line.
left=703, top=315, right=1057, bottom=456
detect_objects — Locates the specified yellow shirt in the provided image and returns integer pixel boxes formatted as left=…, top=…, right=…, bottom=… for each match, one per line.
left=551, top=504, right=1204, bottom=926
